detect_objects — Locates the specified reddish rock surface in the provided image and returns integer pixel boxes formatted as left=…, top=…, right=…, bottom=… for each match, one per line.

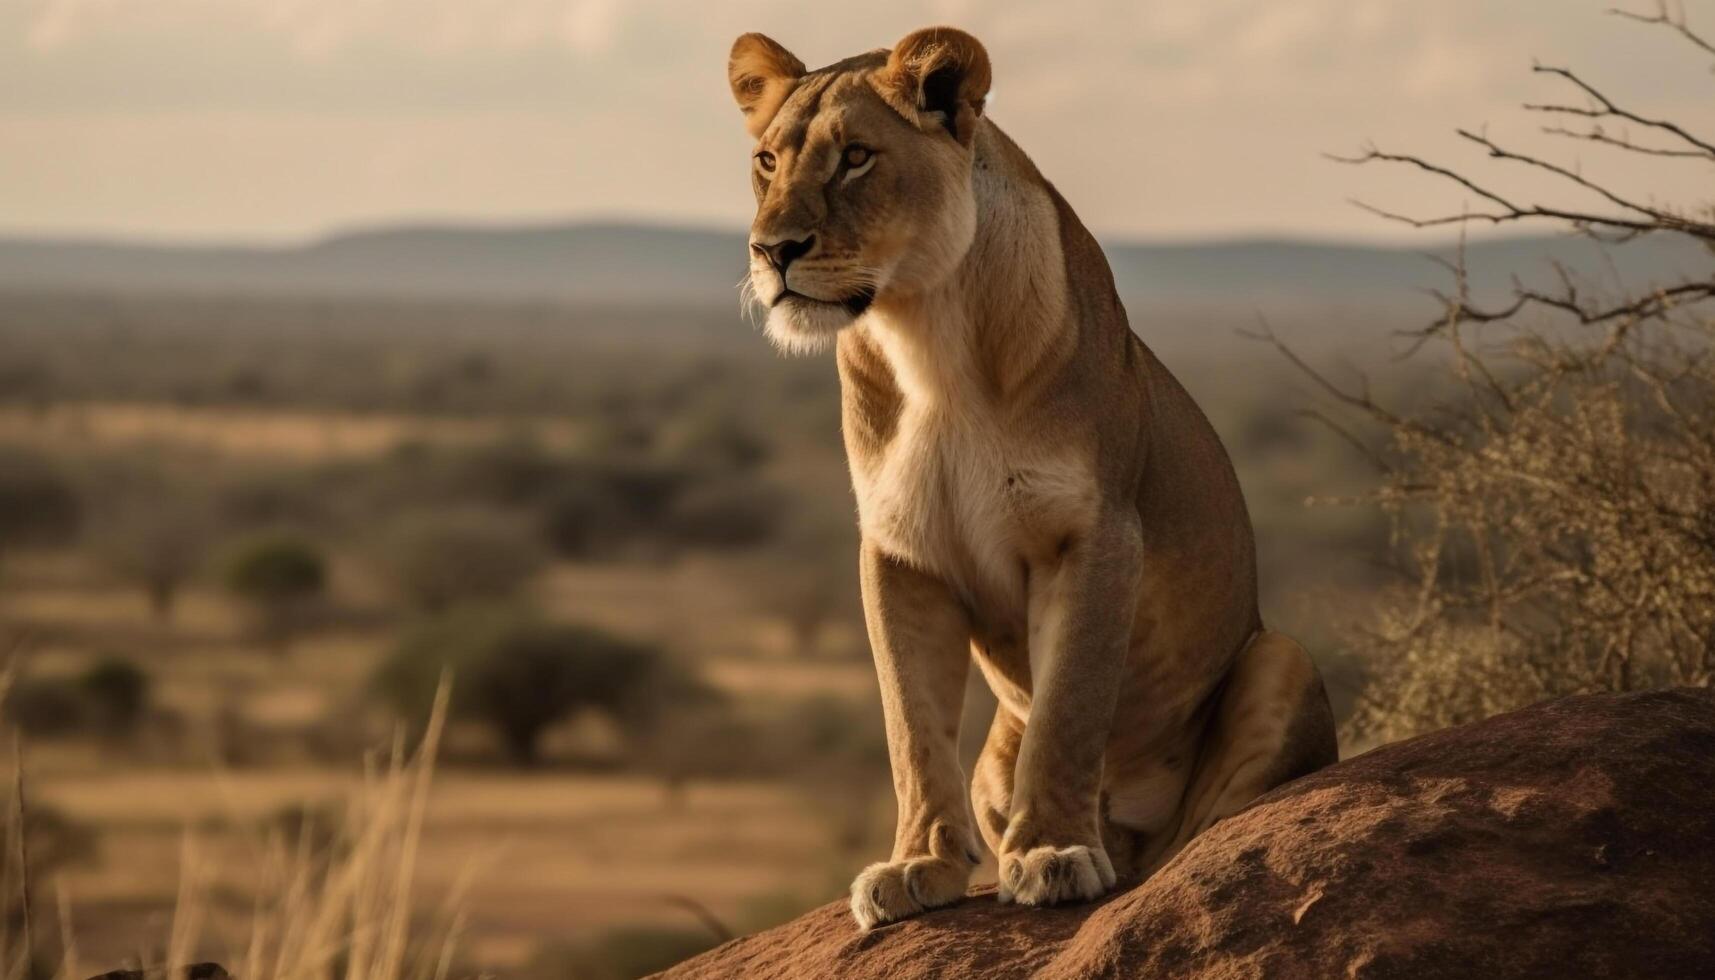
left=658, top=688, right=1715, bottom=979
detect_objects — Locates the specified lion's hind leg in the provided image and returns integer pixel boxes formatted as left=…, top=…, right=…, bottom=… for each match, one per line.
left=1151, top=630, right=1337, bottom=870
left=970, top=708, right=1023, bottom=860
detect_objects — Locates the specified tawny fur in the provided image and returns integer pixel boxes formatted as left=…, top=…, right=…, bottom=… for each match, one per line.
left=726, top=27, right=1338, bottom=931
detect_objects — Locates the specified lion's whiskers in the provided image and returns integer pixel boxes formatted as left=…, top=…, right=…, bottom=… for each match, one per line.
left=736, top=273, right=765, bottom=327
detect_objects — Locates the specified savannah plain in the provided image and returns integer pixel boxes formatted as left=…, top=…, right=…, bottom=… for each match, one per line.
left=0, top=286, right=1394, bottom=977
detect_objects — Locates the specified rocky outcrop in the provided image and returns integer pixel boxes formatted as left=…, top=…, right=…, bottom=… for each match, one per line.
left=659, top=688, right=1715, bottom=979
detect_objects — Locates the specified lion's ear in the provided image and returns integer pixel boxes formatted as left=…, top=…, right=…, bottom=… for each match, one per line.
left=880, top=27, right=991, bottom=145
left=729, top=33, right=806, bottom=138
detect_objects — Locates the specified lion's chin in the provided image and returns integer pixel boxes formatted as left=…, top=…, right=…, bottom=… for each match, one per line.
left=763, top=293, right=865, bottom=356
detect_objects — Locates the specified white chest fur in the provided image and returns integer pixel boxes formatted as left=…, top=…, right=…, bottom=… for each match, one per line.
left=849, top=314, right=1095, bottom=618
left=855, top=397, right=1007, bottom=591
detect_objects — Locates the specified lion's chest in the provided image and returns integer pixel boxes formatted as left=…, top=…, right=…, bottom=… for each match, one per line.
left=852, top=404, right=1095, bottom=615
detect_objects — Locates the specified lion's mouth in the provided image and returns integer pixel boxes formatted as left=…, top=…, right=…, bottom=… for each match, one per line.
left=772, top=287, right=876, bottom=317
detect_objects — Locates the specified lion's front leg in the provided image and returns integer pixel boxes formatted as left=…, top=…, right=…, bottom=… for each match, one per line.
left=849, top=542, right=981, bottom=930
left=999, top=516, right=1142, bottom=906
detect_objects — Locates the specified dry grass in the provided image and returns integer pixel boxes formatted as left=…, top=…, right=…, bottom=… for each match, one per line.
left=24, top=773, right=837, bottom=974
left=5, top=682, right=465, bottom=980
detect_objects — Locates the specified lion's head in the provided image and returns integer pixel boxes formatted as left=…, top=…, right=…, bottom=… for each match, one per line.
left=726, top=28, right=992, bottom=353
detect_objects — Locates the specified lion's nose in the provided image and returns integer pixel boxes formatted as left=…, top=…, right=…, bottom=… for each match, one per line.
left=750, top=234, right=816, bottom=275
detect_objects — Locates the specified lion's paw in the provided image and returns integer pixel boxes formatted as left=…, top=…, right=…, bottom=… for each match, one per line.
left=849, top=856, right=971, bottom=930
left=997, top=844, right=1116, bottom=907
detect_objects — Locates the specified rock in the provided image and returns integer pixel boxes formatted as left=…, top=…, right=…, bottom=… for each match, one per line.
left=657, top=688, right=1715, bottom=979
left=87, top=965, right=229, bottom=980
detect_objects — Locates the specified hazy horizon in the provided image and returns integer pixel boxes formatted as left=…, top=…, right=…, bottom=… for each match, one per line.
left=3, top=0, right=1711, bottom=244
left=0, top=211, right=1610, bottom=250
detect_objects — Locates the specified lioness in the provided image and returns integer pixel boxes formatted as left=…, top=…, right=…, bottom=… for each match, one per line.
left=726, top=27, right=1338, bottom=929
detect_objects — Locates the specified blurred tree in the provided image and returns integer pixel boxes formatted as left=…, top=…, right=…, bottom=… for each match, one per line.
left=80, top=657, right=150, bottom=737
left=656, top=411, right=771, bottom=472
left=0, top=447, right=80, bottom=570
left=375, top=509, right=547, bottom=612
left=442, top=438, right=564, bottom=508
left=1, top=659, right=151, bottom=740
left=538, top=459, right=690, bottom=560
left=635, top=704, right=753, bottom=806
left=1, top=676, right=86, bottom=737
left=781, top=695, right=893, bottom=857
left=664, top=479, right=787, bottom=551
left=219, top=532, right=328, bottom=654
left=213, top=468, right=333, bottom=532
left=538, top=477, right=632, bottom=558
left=88, top=490, right=214, bottom=621
left=353, top=438, right=590, bottom=528
left=373, top=605, right=700, bottom=766
left=746, top=515, right=863, bottom=658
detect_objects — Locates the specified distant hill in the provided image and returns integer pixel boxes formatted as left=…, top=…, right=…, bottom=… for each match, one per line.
left=0, top=221, right=1705, bottom=316
left=0, top=223, right=745, bottom=308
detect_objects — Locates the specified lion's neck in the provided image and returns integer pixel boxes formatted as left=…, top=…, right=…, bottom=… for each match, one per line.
left=863, top=121, right=1077, bottom=411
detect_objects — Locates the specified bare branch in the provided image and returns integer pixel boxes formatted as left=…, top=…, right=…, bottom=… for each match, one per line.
left=1406, top=281, right=1715, bottom=342
left=1241, top=318, right=1468, bottom=460
left=1294, top=407, right=1391, bottom=474
left=1332, top=145, right=1715, bottom=243
left=1453, top=128, right=1697, bottom=228
left=1526, top=63, right=1715, bottom=159
left=1328, top=145, right=1518, bottom=214
left=1609, top=2, right=1715, bottom=62
left=1541, top=124, right=1714, bottom=161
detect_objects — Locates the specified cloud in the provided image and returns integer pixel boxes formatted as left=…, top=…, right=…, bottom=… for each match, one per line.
left=560, top=0, right=621, bottom=55
left=22, top=0, right=633, bottom=59
left=26, top=0, right=103, bottom=51
left=2, top=0, right=1710, bottom=239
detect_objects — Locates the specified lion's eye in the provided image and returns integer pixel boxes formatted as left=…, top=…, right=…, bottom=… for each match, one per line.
left=755, top=150, right=777, bottom=174
left=843, top=145, right=873, bottom=169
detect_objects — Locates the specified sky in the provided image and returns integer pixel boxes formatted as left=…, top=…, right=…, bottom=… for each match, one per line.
left=0, top=0, right=1710, bottom=243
